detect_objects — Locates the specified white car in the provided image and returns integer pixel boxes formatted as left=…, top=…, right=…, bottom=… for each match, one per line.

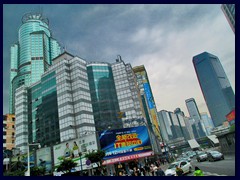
left=165, top=160, right=193, bottom=176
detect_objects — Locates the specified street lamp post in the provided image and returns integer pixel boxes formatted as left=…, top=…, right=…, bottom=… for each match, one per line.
left=26, top=143, right=41, bottom=176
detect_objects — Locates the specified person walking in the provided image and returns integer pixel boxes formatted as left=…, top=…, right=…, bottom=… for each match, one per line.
left=176, top=167, right=184, bottom=176
left=155, top=165, right=165, bottom=176
left=194, top=166, right=204, bottom=176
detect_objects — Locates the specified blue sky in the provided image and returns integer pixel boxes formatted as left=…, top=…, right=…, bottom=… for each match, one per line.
left=3, top=4, right=235, bottom=117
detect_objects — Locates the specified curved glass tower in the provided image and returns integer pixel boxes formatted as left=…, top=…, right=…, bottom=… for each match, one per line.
left=9, top=12, right=61, bottom=113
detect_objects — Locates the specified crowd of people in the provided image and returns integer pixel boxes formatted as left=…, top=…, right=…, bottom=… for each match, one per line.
left=113, top=158, right=168, bottom=176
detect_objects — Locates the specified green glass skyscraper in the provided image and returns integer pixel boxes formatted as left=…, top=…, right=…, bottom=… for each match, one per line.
left=9, top=12, right=61, bottom=114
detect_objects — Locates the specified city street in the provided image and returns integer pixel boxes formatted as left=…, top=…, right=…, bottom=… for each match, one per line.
left=187, top=155, right=235, bottom=176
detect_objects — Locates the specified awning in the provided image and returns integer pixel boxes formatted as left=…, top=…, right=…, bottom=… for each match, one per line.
left=102, top=151, right=154, bottom=165
left=207, top=135, right=219, bottom=144
left=188, top=139, right=200, bottom=149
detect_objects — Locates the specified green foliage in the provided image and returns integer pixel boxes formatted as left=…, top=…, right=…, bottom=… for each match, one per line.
left=229, top=124, right=235, bottom=132
left=30, top=166, right=46, bottom=176
left=84, top=150, right=105, bottom=167
left=57, top=158, right=78, bottom=174
left=3, top=169, right=25, bottom=176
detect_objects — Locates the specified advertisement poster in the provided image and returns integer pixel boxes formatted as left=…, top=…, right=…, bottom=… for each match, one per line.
left=36, top=147, right=52, bottom=173
left=53, top=133, right=98, bottom=167
left=99, top=126, right=153, bottom=165
left=11, top=152, right=35, bottom=169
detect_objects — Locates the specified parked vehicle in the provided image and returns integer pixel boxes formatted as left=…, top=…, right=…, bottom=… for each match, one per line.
left=207, top=151, right=224, bottom=162
left=196, top=152, right=208, bottom=162
left=165, top=160, right=192, bottom=176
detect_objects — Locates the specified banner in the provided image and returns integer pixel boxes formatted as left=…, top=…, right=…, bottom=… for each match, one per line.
left=99, top=126, right=153, bottom=164
left=36, top=147, right=52, bottom=173
left=53, top=133, right=98, bottom=167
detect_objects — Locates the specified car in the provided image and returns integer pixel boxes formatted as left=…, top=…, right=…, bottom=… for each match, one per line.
left=196, top=152, right=208, bottom=162
left=207, top=151, right=224, bottom=162
left=165, top=160, right=192, bottom=176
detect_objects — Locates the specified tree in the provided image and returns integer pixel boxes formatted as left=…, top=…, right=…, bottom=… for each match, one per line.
left=3, top=169, right=25, bottom=176
left=56, top=158, right=77, bottom=174
left=30, top=166, right=46, bottom=176
left=229, top=124, right=235, bottom=132
left=84, top=150, right=105, bottom=167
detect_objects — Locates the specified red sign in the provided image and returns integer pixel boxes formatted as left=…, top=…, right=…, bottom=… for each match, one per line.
left=102, top=151, right=154, bottom=165
left=226, top=109, right=235, bottom=122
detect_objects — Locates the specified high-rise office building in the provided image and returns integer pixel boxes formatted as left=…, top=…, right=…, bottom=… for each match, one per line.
left=169, top=112, right=183, bottom=139
left=3, top=114, right=15, bottom=150
left=133, top=65, right=161, bottom=140
left=221, top=4, right=235, bottom=34
left=185, top=98, right=206, bottom=138
left=193, top=52, right=235, bottom=127
left=9, top=12, right=61, bottom=114
left=157, top=110, right=174, bottom=142
left=15, top=52, right=95, bottom=153
left=87, top=62, right=122, bottom=131
left=112, top=56, right=145, bottom=128
left=200, top=112, right=215, bottom=136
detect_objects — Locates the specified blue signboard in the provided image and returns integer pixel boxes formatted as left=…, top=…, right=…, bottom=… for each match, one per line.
left=99, top=126, right=152, bottom=161
left=143, top=83, right=154, bottom=109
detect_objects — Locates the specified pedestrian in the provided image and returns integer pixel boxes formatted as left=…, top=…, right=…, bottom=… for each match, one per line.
left=194, top=166, right=204, bottom=176
left=155, top=165, right=165, bottom=176
left=176, top=167, right=184, bottom=176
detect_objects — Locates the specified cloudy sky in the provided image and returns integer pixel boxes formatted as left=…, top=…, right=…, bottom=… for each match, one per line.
left=3, top=4, right=235, bottom=117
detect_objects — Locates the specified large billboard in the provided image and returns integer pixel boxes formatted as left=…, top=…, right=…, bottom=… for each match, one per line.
left=99, top=126, right=153, bottom=165
left=11, top=152, right=35, bottom=169
left=143, top=83, right=161, bottom=138
left=53, top=133, right=98, bottom=169
left=36, top=147, right=52, bottom=173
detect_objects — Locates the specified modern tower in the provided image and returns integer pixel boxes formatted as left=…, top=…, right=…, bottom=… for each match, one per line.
left=200, top=112, right=215, bottom=136
left=157, top=110, right=174, bottom=142
left=15, top=52, right=95, bottom=153
left=185, top=98, right=206, bottom=138
left=193, top=52, right=235, bottom=127
left=9, top=12, right=61, bottom=114
left=87, top=62, right=123, bottom=131
left=112, top=56, right=145, bottom=128
left=221, top=4, right=235, bottom=34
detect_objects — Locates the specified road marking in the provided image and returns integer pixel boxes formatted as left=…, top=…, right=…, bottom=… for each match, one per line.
left=204, top=172, right=228, bottom=176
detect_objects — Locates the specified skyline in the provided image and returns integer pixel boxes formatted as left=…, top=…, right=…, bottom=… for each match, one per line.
left=3, top=4, right=235, bottom=118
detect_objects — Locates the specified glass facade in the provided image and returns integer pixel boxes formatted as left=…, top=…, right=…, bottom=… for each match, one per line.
left=87, top=63, right=122, bottom=131
left=157, top=110, right=173, bottom=142
left=112, top=59, right=144, bottom=128
left=28, top=71, right=60, bottom=146
left=193, top=52, right=235, bottom=127
left=201, top=112, right=215, bottom=136
left=15, top=52, right=96, bottom=153
left=185, top=98, right=206, bottom=138
left=221, top=4, right=235, bottom=34
left=9, top=13, right=61, bottom=114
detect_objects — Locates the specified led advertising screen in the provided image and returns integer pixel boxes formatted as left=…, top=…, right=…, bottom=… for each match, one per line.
left=143, top=83, right=154, bottom=109
left=99, top=126, right=153, bottom=165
